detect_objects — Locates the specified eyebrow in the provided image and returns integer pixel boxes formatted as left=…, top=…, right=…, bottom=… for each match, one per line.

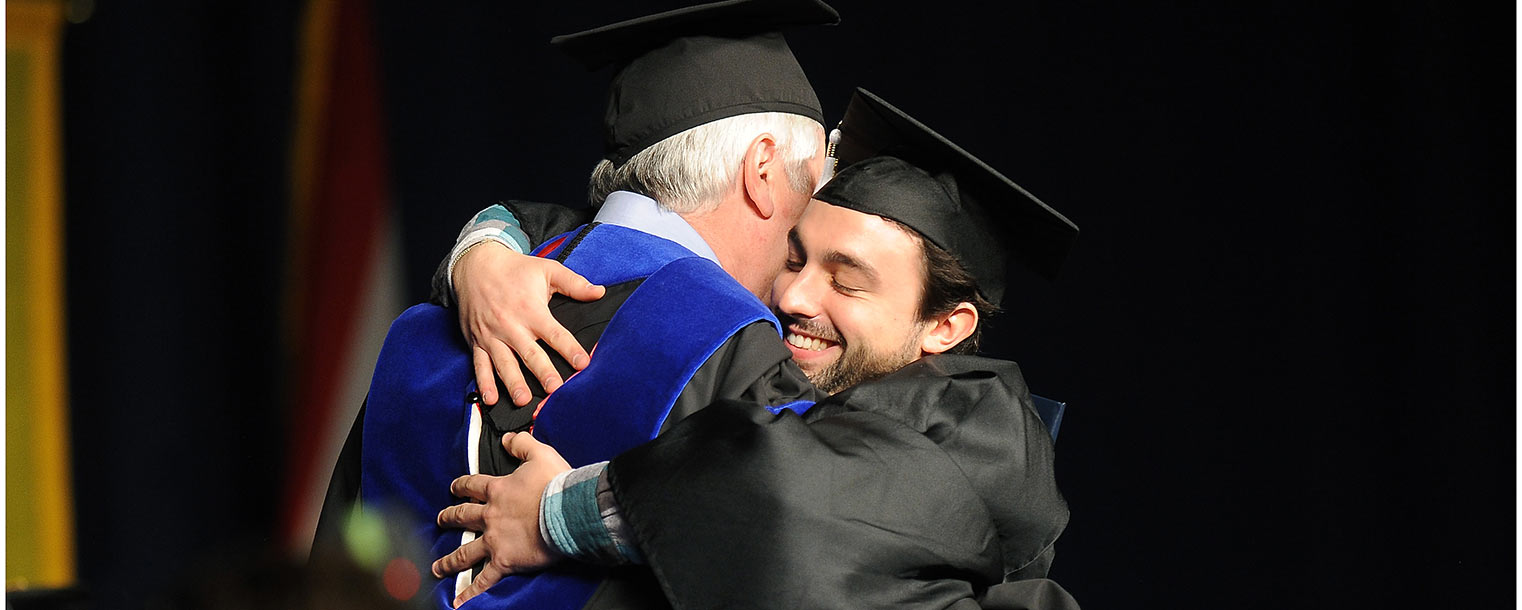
left=823, top=249, right=878, bottom=284
left=790, top=227, right=880, bottom=284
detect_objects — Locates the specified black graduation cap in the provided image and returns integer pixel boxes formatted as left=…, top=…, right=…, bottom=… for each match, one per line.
left=551, top=0, right=839, bottom=166
left=813, top=89, right=1080, bottom=306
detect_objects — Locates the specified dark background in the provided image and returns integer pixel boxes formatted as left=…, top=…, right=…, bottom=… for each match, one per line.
left=55, top=1, right=1512, bottom=607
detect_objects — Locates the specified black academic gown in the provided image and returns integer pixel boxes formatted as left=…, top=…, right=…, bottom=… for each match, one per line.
left=316, top=201, right=820, bottom=609
left=606, top=354, right=1074, bottom=610
left=318, top=202, right=1078, bottom=609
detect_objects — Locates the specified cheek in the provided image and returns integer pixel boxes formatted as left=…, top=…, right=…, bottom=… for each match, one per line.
left=768, top=241, right=790, bottom=272
left=831, top=301, right=875, bottom=345
left=856, top=304, right=917, bottom=352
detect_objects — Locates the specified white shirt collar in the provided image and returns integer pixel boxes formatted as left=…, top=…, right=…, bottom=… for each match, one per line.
left=592, top=191, right=721, bottom=266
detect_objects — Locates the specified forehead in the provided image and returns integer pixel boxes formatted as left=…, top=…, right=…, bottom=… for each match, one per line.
left=795, top=201, right=925, bottom=282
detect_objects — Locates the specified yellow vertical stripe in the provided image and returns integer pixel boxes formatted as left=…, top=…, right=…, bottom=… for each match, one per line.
left=6, top=0, right=76, bottom=590
left=278, top=0, right=340, bottom=553
left=282, top=0, right=338, bottom=353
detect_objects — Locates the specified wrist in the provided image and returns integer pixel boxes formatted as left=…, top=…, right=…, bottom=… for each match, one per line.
left=539, top=469, right=576, bottom=559
left=447, top=238, right=512, bottom=294
left=539, top=462, right=632, bottom=565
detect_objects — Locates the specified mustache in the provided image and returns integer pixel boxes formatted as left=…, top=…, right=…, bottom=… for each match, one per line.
left=774, top=311, right=843, bottom=344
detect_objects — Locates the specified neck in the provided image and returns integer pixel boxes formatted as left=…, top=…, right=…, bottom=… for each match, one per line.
left=682, top=199, right=766, bottom=299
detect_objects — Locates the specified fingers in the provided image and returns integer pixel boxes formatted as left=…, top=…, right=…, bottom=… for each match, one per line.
left=502, top=432, right=572, bottom=471
left=431, top=536, right=487, bottom=579
left=534, top=318, right=590, bottom=372
left=501, top=431, right=544, bottom=461
left=454, top=564, right=506, bottom=608
left=503, top=327, right=563, bottom=394
left=471, top=348, right=498, bottom=406
left=449, top=474, right=494, bottom=502
left=548, top=264, right=606, bottom=303
left=436, top=501, right=487, bottom=530
left=482, top=338, right=530, bottom=406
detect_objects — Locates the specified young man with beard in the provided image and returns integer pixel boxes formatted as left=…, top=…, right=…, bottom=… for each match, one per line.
left=430, top=89, right=1082, bottom=609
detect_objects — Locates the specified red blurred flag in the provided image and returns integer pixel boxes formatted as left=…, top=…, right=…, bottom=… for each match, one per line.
left=280, top=0, right=403, bottom=553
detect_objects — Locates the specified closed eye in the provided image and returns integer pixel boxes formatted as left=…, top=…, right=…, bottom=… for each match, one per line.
left=830, top=279, right=862, bottom=295
left=785, top=229, right=806, bottom=272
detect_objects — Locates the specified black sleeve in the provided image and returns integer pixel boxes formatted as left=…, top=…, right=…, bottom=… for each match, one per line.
left=606, top=355, right=1069, bottom=610
left=428, top=248, right=455, bottom=307
left=427, top=201, right=595, bottom=306
left=610, top=402, right=1001, bottom=609
left=309, top=400, right=365, bottom=562
left=818, top=355, right=1069, bottom=581
left=502, top=200, right=594, bottom=246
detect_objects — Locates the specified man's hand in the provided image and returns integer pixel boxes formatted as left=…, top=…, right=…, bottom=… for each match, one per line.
left=454, top=242, right=606, bottom=406
left=432, top=432, right=572, bottom=607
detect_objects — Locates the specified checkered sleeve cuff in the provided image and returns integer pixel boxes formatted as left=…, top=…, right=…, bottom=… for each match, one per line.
left=539, top=461, right=645, bottom=566
left=445, top=204, right=534, bottom=293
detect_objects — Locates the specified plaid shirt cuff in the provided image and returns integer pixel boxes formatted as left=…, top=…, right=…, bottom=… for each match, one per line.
left=445, top=204, right=533, bottom=293
left=539, top=461, right=645, bottom=566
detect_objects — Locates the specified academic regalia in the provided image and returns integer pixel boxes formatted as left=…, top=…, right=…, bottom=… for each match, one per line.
left=318, top=198, right=828, bottom=607
left=588, top=89, right=1084, bottom=608
left=816, top=88, right=1079, bottom=294
left=361, top=217, right=821, bottom=610
left=322, top=6, right=1089, bottom=609
left=349, top=87, right=1080, bottom=609
left=313, top=198, right=596, bottom=567
left=606, top=354, right=1073, bottom=609
left=315, top=1, right=840, bottom=607
left=401, top=208, right=1079, bottom=610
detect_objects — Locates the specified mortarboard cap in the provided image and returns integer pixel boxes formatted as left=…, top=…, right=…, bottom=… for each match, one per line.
left=813, top=89, right=1080, bottom=306
left=551, top=0, right=839, bottom=166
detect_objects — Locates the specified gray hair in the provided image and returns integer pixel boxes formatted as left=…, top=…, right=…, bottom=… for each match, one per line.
left=587, top=112, right=823, bottom=213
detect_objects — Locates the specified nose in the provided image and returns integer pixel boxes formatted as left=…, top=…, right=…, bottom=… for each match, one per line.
left=776, top=266, right=825, bottom=320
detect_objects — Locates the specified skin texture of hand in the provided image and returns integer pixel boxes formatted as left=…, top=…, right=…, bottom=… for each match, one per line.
left=454, top=242, right=606, bottom=406
left=432, top=432, right=572, bottom=607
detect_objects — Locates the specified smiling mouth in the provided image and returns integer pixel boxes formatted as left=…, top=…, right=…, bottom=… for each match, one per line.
left=785, top=330, right=838, bottom=352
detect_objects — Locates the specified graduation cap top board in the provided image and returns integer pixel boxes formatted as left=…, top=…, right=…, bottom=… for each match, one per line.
left=551, top=0, right=839, bottom=166
left=813, top=89, right=1080, bottom=306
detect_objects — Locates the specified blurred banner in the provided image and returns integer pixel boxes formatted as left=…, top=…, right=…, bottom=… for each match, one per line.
left=279, top=0, right=403, bottom=553
left=6, top=0, right=77, bottom=590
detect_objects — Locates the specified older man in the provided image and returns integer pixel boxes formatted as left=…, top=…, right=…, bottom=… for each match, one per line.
left=316, top=1, right=848, bottom=608
left=433, top=89, right=1081, bottom=609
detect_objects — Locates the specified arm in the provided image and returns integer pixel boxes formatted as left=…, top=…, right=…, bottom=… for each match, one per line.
left=435, top=357, right=1067, bottom=608
left=605, top=356, right=1071, bottom=606
left=431, top=203, right=605, bottom=406
left=427, top=442, right=642, bottom=610
left=537, top=461, right=643, bottom=566
left=433, top=321, right=824, bottom=604
left=428, top=201, right=593, bottom=307
left=434, top=397, right=1031, bottom=608
left=428, top=204, right=533, bottom=309
left=608, top=401, right=1010, bottom=608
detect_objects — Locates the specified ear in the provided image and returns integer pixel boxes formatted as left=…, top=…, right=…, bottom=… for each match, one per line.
left=741, top=132, right=780, bottom=220
left=919, top=302, right=980, bottom=355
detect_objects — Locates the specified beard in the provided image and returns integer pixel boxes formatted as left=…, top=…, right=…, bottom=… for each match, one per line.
left=780, top=312, right=922, bottom=394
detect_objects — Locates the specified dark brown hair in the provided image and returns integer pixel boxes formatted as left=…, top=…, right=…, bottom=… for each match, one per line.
left=887, top=218, right=1000, bottom=354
